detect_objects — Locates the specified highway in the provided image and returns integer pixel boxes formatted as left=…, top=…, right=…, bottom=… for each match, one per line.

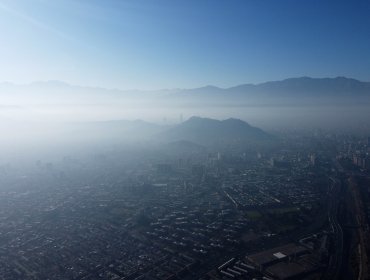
left=348, top=177, right=369, bottom=280
left=324, top=176, right=344, bottom=280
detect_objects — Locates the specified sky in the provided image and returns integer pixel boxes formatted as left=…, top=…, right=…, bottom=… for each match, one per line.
left=0, top=0, right=370, bottom=90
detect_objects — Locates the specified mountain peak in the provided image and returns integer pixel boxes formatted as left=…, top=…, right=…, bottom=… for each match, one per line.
left=161, top=116, right=271, bottom=147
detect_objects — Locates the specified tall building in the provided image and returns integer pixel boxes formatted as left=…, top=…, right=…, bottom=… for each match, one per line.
left=310, top=154, right=316, bottom=166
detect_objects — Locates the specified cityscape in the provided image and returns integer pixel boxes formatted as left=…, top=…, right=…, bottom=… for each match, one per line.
left=0, top=126, right=369, bottom=279
left=1, top=1, right=370, bottom=279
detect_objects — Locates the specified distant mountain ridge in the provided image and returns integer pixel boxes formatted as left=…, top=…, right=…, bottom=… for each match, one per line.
left=2, top=76, right=369, bottom=91
left=227, top=76, right=370, bottom=95
left=1, top=76, right=369, bottom=94
left=169, top=77, right=370, bottom=105
left=1, top=76, right=370, bottom=106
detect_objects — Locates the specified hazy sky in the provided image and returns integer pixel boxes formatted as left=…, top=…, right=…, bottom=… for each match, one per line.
left=1, top=0, right=370, bottom=89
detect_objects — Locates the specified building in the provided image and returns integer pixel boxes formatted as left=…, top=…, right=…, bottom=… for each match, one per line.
left=246, top=243, right=308, bottom=270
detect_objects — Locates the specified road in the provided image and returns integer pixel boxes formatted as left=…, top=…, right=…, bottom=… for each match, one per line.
left=348, top=177, right=369, bottom=280
left=324, top=176, right=344, bottom=280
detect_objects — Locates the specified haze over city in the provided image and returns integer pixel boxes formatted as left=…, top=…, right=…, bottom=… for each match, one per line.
left=1, top=1, right=370, bottom=280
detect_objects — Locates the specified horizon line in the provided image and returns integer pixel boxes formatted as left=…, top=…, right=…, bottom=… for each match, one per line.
left=0, top=75, right=368, bottom=92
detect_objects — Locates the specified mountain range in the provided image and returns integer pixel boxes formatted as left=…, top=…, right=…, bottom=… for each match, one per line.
left=71, top=116, right=273, bottom=150
left=169, top=77, right=370, bottom=106
left=1, top=77, right=370, bottom=106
